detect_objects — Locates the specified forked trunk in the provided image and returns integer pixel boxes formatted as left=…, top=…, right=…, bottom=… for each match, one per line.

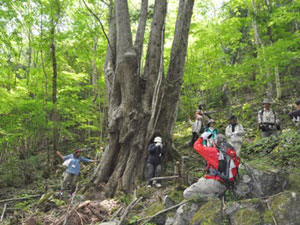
left=94, top=0, right=194, bottom=197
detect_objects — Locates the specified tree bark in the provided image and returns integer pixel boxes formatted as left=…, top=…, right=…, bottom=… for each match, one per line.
left=94, top=0, right=194, bottom=197
left=251, top=0, right=272, bottom=97
left=50, top=0, right=60, bottom=161
left=156, top=0, right=195, bottom=157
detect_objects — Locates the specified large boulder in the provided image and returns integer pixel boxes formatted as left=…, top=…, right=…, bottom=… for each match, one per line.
left=268, top=191, right=300, bottom=225
left=234, top=162, right=288, bottom=198
left=190, top=199, right=223, bottom=225
left=225, top=191, right=300, bottom=225
left=170, top=203, right=201, bottom=225
left=225, top=198, right=271, bottom=225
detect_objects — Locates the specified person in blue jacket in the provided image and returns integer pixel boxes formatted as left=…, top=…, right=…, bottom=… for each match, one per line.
left=56, top=149, right=97, bottom=196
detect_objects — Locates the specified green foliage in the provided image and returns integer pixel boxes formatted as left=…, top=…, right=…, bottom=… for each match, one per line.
left=241, top=128, right=300, bottom=168
left=14, top=194, right=35, bottom=212
left=169, top=188, right=184, bottom=204
left=128, top=215, right=140, bottom=224
left=145, top=202, right=165, bottom=217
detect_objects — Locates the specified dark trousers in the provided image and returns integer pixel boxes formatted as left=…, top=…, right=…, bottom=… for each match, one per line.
left=190, top=132, right=199, bottom=147
left=147, top=163, right=161, bottom=185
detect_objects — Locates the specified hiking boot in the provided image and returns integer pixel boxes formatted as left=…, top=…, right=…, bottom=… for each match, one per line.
left=155, top=183, right=161, bottom=188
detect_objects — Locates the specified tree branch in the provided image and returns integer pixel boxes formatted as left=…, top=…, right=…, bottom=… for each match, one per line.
left=0, top=195, right=41, bottom=204
left=81, top=0, right=112, bottom=52
left=137, top=199, right=190, bottom=225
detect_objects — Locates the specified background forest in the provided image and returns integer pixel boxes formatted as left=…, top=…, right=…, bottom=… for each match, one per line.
left=0, top=0, right=299, bottom=216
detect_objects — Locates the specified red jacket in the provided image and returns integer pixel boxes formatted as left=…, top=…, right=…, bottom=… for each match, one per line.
left=193, top=138, right=239, bottom=182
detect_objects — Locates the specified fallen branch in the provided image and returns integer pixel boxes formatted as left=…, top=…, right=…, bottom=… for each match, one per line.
left=111, top=206, right=124, bottom=220
left=118, top=196, right=143, bottom=225
left=138, top=199, right=190, bottom=225
left=0, top=203, right=7, bottom=222
left=150, top=176, right=179, bottom=181
left=61, top=184, right=78, bottom=225
left=0, top=195, right=41, bottom=204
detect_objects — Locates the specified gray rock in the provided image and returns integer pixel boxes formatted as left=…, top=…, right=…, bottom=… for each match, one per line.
left=164, top=217, right=175, bottom=225
left=163, top=195, right=176, bottom=208
left=268, top=191, right=300, bottom=225
left=225, top=198, right=267, bottom=225
left=171, top=203, right=201, bottom=225
left=234, top=163, right=288, bottom=198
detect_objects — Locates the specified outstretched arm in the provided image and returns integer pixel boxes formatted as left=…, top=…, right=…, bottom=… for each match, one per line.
left=56, top=151, right=64, bottom=160
left=89, top=159, right=99, bottom=163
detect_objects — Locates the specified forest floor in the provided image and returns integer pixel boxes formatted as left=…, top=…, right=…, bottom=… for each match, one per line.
left=0, top=98, right=299, bottom=225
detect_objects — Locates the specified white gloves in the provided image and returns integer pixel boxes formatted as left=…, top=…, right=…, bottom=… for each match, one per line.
left=155, top=142, right=162, bottom=148
left=201, top=132, right=211, bottom=140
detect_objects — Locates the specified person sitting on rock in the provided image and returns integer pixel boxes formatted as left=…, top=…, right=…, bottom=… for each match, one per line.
left=56, top=149, right=97, bottom=197
left=225, top=115, right=244, bottom=156
left=203, top=119, right=218, bottom=147
left=147, top=136, right=163, bottom=188
left=183, top=133, right=240, bottom=199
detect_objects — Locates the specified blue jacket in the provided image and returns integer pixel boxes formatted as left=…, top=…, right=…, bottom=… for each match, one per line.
left=64, top=154, right=90, bottom=176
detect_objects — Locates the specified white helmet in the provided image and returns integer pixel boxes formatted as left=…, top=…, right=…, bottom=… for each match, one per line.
left=154, top=136, right=162, bottom=143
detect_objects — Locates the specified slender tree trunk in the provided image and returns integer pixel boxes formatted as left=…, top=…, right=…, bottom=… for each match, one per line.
left=94, top=0, right=194, bottom=197
left=251, top=0, right=272, bottom=97
left=50, top=22, right=58, bottom=156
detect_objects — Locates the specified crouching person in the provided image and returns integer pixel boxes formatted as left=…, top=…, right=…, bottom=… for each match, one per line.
left=147, top=136, right=163, bottom=188
left=56, top=149, right=97, bottom=197
left=183, top=134, right=240, bottom=199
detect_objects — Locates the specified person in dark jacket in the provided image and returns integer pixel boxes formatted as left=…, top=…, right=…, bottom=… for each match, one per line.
left=289, top=99, right=300, bottom=127
left=147, top=136, right=163, bottom=188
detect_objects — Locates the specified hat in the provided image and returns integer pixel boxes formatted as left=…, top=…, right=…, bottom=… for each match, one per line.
left=154, top=136, right=162, bottom=143
left=74, top=149, right=81, bottom=154
left=295, top=99, right=300, bottom=106
left=262, top=98, right=272, bottom=104
left=207, top=119, right=216, bottom=126
left=229, top=115, right=237, bottom=120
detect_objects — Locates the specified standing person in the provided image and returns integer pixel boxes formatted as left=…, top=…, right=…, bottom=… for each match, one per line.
left=183, top=133, right=240, bottom=199
left=203, top=119, right=218, bottom=146
left=147, top=136, right=163, bottom=188
left=258, top=98, right=280, bottom=138
left=288, top=99, right=300, bottom=126
left=225, top=115, right=245, bottom=156
left=188, top=109, right=204, bottom=147
left=56, top=149, right=97, bottom=196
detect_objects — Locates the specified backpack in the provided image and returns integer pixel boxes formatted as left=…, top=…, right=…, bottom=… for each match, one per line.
left=216, top=144, right=240, bottom=189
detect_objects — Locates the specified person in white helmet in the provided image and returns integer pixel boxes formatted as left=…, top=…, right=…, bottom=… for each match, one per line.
left=147, top=136, right=163, bottom=188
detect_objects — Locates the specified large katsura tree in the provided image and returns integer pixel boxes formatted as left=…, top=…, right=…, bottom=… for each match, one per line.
left=94, top=0, right=194, bottom=196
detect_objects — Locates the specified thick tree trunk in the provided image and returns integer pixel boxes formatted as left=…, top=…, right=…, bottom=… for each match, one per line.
left=156, top=0, right=195, bottom=156
left=94, top=0, right=194, bottom=197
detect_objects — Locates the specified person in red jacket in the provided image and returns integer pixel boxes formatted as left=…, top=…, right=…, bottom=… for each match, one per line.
left=183, top=133, right=240, bottom=199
